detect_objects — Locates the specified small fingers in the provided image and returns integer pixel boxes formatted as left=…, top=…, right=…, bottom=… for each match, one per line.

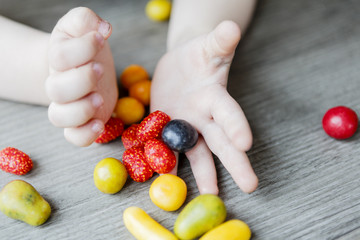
left=200, top=121, right=258, bottom=193
left=211, top=92, right=253, bottom=152
left=64, top=119, right=105, bottom=147
left=48, top=92, right=104, bottom=128
left=49, top=31, right=105, bottom=71
left=46, top=62, right=103, bottom=103
left=186, top=136, right=219, bottom=195
left=54, top=7, right=111, bottom=39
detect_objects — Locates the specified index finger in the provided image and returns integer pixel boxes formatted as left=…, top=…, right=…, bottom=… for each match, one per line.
left=200, top=121, right=258, bottom=193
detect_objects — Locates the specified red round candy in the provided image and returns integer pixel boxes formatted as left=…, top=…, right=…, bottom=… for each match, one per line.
left=322, top=106, right=358, bottom=139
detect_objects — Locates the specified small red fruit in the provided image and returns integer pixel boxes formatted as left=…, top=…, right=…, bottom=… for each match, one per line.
left=144, top=139, right=176, bottom=174
left=121, top=124, right=144, bottom=150
left=0, top=147, right=33, bottom=175
left=95, top=117, right=125, bottom=143
left=322, top=106, right=358, bottom=139
left=122, top=147, right=154, bottom=182
left=137, top=110, right=171, bottom=142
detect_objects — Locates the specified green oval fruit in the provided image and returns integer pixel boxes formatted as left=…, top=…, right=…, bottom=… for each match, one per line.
left=174, top=194, right=226, bottom=239
left=0, top=180, right=51, bottom=226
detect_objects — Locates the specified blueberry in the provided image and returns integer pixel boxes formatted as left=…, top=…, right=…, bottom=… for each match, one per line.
left=161, top=119, right=198, bottom=152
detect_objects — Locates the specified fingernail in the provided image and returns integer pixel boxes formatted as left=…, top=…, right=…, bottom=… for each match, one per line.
left=95, top=32, right=104, bottom=46
left=91, top=93, right=104, bottom=108
left=92, top=120, right=104, bottom=133
left=92, top=62, right=103, bottom=79
left=98, top=20, right=111, bottom=38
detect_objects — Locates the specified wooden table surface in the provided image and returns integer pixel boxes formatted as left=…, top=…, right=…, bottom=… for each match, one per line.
left=0, top=0, right=360, bottom=239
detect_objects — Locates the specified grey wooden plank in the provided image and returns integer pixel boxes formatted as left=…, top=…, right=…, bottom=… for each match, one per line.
left=0, top=0, right=359, bottom=239
left=337, top=228, right=360, bottom=240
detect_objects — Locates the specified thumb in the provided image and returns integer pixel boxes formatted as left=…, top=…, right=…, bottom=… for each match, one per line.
left=54, top=7, right=112, bottom=39
left=205, top=20, right=241, bottom=62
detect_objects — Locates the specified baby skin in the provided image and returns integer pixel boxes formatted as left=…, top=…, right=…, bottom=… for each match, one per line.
left=46, top=7, right=258, bottom=194
left=151, top=21, right=258, bottom=194
left=46, top=8, right=118, bottom=147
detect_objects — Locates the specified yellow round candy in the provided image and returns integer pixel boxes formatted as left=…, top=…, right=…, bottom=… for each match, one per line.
left=149, top=174, right=187, bottom=211
left=145, top=0, right=172, bottom=22
left=93, top=158, right=128, bottom=194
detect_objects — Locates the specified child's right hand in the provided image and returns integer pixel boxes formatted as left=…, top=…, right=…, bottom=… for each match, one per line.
left=46, top=7, right=118, bottom=147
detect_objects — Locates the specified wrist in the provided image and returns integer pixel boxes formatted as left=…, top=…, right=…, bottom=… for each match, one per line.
left=166, top=0, right=257, bottom=51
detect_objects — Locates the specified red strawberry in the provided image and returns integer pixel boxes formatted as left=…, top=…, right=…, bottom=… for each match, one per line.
left=137, top=110, right=171, bottom=142
left=95, top=117, right=125, bottom=143
left=121, top=124, right=144, bottom=150
left=144, top=139, right=176, bottom=174
left=122, top=147, right=154, bottom=182
left=0, top=147, right=33, bottom=175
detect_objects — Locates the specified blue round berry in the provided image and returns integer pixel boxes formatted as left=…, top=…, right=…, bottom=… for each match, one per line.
left=161, top=119, right=198, bottom=152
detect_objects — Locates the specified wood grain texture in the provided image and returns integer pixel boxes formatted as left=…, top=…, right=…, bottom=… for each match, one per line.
left=0, top=0, right=359, bottom=239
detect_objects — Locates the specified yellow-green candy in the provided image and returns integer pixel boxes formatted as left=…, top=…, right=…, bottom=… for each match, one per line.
left=174, top=194, right=227, bottom=239
left=0, top=180, right=51, bottom=226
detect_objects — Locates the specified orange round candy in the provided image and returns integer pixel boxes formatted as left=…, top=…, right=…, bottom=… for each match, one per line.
left=129, top=80, right=151, bottom=106
left=120, top=65, right=149, bottom=89
left=149, top=174, right=187, bottom=211
left=114, top=97, right=145, bottom=125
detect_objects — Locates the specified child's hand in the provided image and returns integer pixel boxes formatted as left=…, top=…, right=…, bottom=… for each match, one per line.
left=46, top=7, right=118, bottom=146
left=151, top=21, right=258, bottom=194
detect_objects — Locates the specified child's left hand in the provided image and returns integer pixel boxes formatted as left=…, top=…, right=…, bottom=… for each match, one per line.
left=46, top=7, right=118, bottom=146
left=151, top=21, right=258, bottom=194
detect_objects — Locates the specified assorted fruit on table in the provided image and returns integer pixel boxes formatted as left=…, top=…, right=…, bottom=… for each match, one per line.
left=0, top=1, right=356, bottom=237
left=123, top=193, right=251, bottom=240
left=113, top=64, right=150, bottom=126
left=120, top=110, right=179, bottom=183
left=91, top=104, right=360, bottom=239
left=0, top=61, right=358, bottom=239
left=94, top=64, right=199, bottom=184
